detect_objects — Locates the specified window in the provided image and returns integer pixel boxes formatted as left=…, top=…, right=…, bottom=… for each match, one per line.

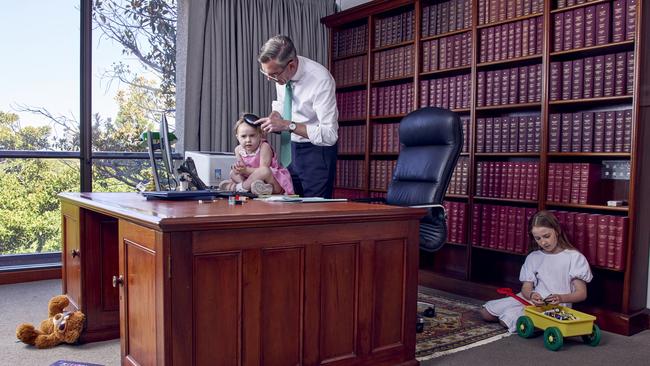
left=0, top=0, right=177, bottom=268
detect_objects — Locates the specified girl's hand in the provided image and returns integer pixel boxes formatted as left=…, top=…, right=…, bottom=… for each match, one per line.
left=530, top=292, right=545, bottom=306
left=232, top=161, right=246, bottom=174
left=544, top=294, right=562, bottom=305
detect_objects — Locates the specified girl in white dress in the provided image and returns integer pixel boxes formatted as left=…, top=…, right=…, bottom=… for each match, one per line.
left=479, top=210, right=593, bottom=333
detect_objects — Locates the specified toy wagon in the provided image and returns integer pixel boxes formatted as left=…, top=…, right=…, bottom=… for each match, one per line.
left=516, top=305, right=601, bottom=351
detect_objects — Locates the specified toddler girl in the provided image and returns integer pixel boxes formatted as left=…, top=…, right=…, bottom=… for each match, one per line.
left=479, top=210, right=593, bottom=332
left=218, top=117, right=294, bottom=195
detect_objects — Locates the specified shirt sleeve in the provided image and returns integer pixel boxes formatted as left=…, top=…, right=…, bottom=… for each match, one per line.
left=305, top=77, right=339, bottom=146
left=569, top=251, right=593, bottom=283
left=519, top=252, right=538, bottom=283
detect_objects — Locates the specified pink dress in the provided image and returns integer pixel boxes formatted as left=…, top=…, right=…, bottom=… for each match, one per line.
left=239, top=141, right=294, bottom=195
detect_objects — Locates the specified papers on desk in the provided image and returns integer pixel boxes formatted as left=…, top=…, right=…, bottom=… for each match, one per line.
left=255, top=195, right=347, bottom=203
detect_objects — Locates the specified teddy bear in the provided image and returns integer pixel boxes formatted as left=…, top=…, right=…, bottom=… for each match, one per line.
left=16, top=295, right=86, bottom=349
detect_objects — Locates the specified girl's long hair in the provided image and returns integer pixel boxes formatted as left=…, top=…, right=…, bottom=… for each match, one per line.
left=527, top=210, right=575, bottom=252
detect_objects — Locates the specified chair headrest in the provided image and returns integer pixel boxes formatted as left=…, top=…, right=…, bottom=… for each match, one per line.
left=399, top=107, right=461, bottom=147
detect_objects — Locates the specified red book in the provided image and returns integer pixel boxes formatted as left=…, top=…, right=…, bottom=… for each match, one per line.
left=582, top=112, right=594, bottom=152
left=498, top=206, right=508, bottom=250
left=604, top=111, right=616, bottom=152
left=584, top=5, right=597, bottom=47
left=514, top=208, right=527, bottom=254
left=506, top=206, right=516, bottom=252
left=561, top=61, right=573, bottom=100
left=627, top=0, right=637, bottom=40
left=573, top=8, right=585, bottom=49
left=614, top=110, right=625, bottom=152
left=563, top=10, right=573, bottom=51
left=593, top=112, right=605, bottom=152
left=626, top=51, right=635, bottom=95
left=593, top=55, right=605, bottom=98
left=572, top=59, right=584, bottom=99
left=583, top=56, right=594, bottom=99
left=585, top=214, right=599, bottom=265
left=561, top=163, right=573, bottom=203
left=550, top=62, right=561, bottom=101
left=596, top=215, right=609, bottom=267
left=623, top=109, right=632, bottom=152
left=553, top=13, right=564, bottom=52
left=547, top=163, right=557, bottom=202
left=614, top=216, right=628, bottom=270
left=612, top=0, right=627, bottom=42
left=571, top=112, right=583, bottom=152
left=595, top=4, right=611, bottom=45
left=579, top=163, right=603, bottom=205
left=471, top=204, right=483, bottom=246
left=606, top=215, right=618, bottom=269
left=573, top=213, right=588, bottom=255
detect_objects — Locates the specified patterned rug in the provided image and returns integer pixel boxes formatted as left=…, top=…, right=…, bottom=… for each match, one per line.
left=416, top=291, right=510, bottom=361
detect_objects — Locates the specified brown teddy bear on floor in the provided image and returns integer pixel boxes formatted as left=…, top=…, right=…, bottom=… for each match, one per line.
left=16, top=295, right=85, bottom=349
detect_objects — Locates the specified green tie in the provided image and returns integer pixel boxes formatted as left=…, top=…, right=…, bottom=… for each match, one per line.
left=281, top=81, right=293, bottom=167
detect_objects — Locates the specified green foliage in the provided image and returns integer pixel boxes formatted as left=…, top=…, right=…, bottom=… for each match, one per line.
left=0, top=158, right=78, bottom=253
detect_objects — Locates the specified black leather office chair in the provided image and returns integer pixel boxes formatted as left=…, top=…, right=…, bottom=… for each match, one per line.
left=385, top=107, right=463, bottom=252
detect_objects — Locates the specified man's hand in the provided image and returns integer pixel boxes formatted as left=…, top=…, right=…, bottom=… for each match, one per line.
left=257, top=111, right=288, bottom=133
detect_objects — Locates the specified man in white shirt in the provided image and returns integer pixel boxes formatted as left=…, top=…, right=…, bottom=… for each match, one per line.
left=256, top=35, right=339, bottom=198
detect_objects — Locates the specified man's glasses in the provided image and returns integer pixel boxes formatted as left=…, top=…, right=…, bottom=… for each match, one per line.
left=259, top=60, right=293, bottom=82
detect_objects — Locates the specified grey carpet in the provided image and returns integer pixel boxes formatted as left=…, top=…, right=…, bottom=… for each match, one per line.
left=1, top=280, right=120, bottom=366
left=2, top=280, right=649, bottom=366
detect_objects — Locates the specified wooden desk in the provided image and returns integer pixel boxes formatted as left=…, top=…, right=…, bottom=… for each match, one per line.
left=59, top=192, right=424, bottom=366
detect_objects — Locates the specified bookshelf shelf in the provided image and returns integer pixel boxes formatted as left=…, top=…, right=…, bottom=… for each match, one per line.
left=371, top=39, right=415, bottom=53
left=475, top=152, right=539, bottom=157
left=338, top=153, right=365, bottom=157
left=476, top=12, right=543, bottom=29
left=421, top=27, right=472, bottom=42
left=550, top=40, right=635, bottom=59
left=336, top=82, right=367, bottom=90
left=548, top=96, right=633, bottom=106
left=323, top=0, right=648, bottom=336
left=547, top=152, right=631, bottom=158
left=370, top=152, right=399, bottom=157
left=332, top=51, right=368, bottom=62
left=370, top=114, right=407, bottom=120
left=420, top=65, right=471, bottom=77
left=550, top=0, right=611, bottom=14
left=476, top=102, right=541, bottom=111
left=545, top=202, right=630, bottom=213
left=474, top=197, right=539, bottom=204
left=338, top=117, right=367, bottom=123
left=471, top=245, right=526, bottom=257
left=476, top=54, right=542, bottom=69
left=370, top=75, right=415, bottom=85
left=445, top=194, right=469, bottom=199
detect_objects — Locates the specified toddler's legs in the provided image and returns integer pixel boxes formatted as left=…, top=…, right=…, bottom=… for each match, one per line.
left=480, top=307, right=499, bottom=322
left=243, top=167, right=283, bottom=193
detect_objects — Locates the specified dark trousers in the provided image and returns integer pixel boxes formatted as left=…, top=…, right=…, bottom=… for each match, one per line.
left=288, top=142, right=338, bottom=198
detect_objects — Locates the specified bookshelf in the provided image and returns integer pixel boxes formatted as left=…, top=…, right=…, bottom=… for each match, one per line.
left=322, top=0, right=649, bottom=335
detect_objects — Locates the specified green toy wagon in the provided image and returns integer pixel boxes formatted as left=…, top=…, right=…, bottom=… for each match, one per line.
left=516, top=305, right=601, bottom=351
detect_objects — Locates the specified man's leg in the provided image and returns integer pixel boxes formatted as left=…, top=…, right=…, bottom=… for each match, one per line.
left=292, top=142, right=337, bottom=198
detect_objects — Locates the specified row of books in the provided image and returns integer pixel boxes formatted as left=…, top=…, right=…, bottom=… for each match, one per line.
left=547, top=163, right=602, bottom=205
left=549, top=110, right=632, bottom=153
left=338, top=125, right=366, bottom=154
left=333, top=188, right=366, bottom=200
left=422, top=32, right=472, bottom=73
left=422, top=0, right=472, bottom=37
left=476, top=161, right=539, bottom=200
left=332, top=24, right=367, bottom=59
left=552, top=1, right=636, bottom=52
left=479, top=16, right=543, bottom=63
left=471, top=204, right=537, bottom=254
left=374, top=10, right=414, bottom=48
left=419, top=75, right=471, bottom=110
left=372, top=45, right=414, bottom=81
left=550, top=52, right=634, bottom=101
left=333, top=55, right=366, bottom=87
left=476, top=115, right=541, bottom=153
left=443, top=201, right=468, bottom=244
left=369, top=160, right=398, bottom=191
left=552, top=210, right=627, bottom=270
left=371, top=123, right=400, bottom=154
left=335, top=159, right=365, bottom=189
left=557, top=0, right=605, bottom=9
left=336, top=90, right=366, bottom=121
left=477, top=64, right=543, bottom=107
left=369, top=83, right=415, bottom=117
left=447, top=157, right=470, bottom=196
left=478, top=0, right=544, bottom=25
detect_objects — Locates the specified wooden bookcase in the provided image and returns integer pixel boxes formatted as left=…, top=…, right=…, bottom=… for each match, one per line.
left=322, top=0, right=650, bottom=335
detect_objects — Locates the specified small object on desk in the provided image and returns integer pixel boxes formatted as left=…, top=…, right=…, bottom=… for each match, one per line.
left=607, top=200, right=628, bottom=207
